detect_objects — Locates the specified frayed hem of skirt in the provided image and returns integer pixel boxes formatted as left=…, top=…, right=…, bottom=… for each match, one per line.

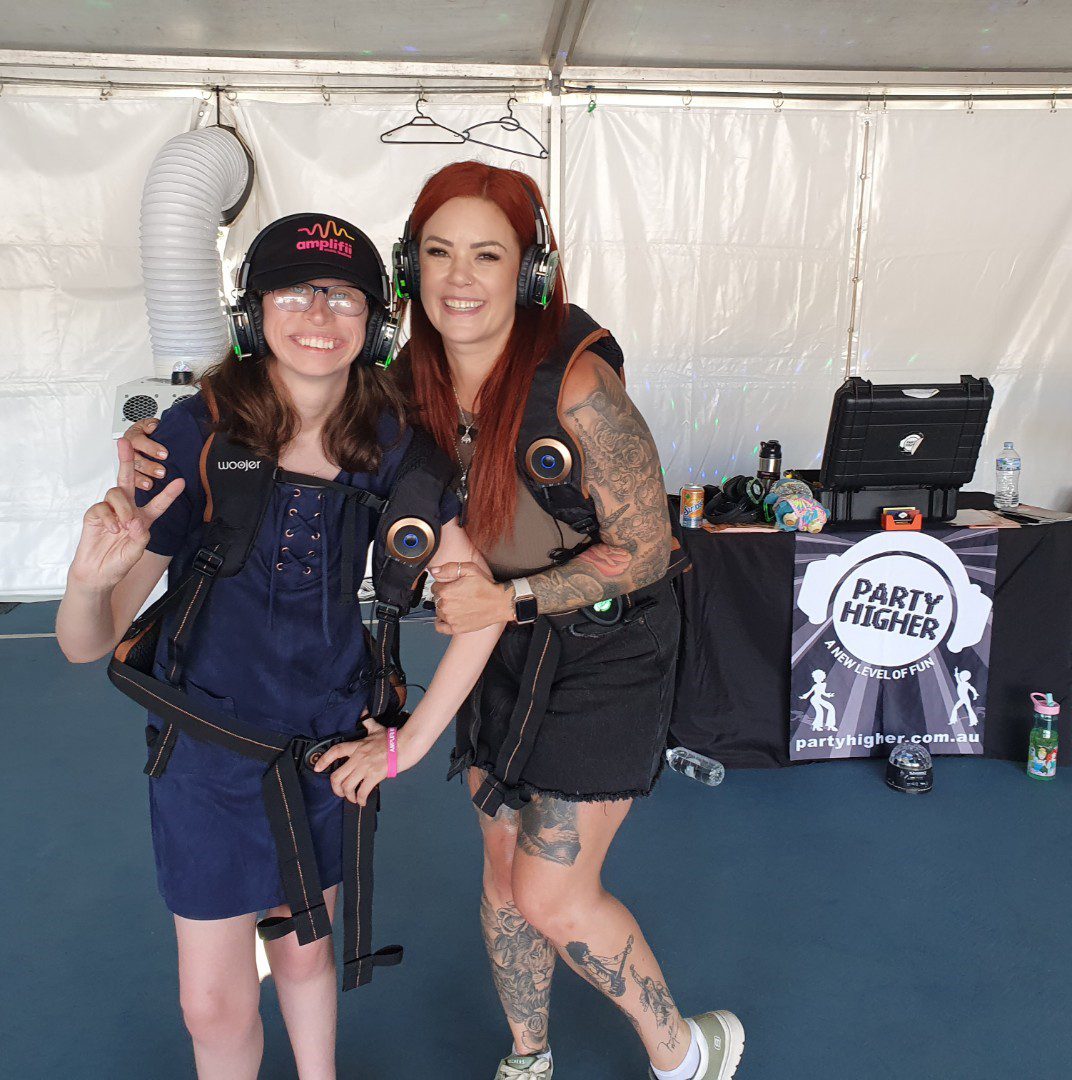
left=448, top=749, right=665, bottom=805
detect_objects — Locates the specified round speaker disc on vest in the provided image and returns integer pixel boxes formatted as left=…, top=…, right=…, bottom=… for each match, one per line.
left=525, top=438, right=573, bottom=485
left=386, top=517, right=435, bottom=564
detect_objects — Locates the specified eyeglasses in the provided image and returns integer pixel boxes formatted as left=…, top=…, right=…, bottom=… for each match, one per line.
left=269, top=283, right=368, bottom=317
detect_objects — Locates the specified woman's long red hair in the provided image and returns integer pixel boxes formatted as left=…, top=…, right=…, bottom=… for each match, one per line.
left=402, top=162, right=566, bottom=549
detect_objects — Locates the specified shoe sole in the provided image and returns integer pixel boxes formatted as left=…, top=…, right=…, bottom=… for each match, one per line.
left=696, top=1011, right=745, bottom=1080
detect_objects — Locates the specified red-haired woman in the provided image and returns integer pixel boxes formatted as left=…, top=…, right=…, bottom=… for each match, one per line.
left=394, top=163, right=743, bottom=1080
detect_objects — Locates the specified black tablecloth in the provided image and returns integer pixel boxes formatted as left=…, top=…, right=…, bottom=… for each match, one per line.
left=669, top=495, right=1072, bottom=768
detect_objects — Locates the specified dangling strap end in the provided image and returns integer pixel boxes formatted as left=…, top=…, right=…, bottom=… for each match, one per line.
left=341, top=944, right=404, bottom=992
left=472, top=774, right=529, bottom=818
left=256, top=902, right=331, bottom=945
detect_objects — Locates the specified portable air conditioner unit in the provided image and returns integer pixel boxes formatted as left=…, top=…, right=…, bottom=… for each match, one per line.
left=112, top=374, right=197, bottom=438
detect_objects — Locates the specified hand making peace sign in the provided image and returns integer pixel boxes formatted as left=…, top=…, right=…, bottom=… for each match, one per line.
left=68, top=437, right=186, bottom=592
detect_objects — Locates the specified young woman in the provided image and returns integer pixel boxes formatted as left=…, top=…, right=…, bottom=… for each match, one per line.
left=393, top=164, right=745, bottom=1080
left=56, top=212, right=504, bottom=1080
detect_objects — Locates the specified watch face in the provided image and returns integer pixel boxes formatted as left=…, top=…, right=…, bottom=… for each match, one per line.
left=515, top=594, right=539, bottom=624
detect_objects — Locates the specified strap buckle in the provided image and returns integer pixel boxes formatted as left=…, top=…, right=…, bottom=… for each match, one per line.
left=300, top=734, right=353, bottom=771
left=193, top=548, right=224, bottom=577
left=374, top=601, right=402, bottom=623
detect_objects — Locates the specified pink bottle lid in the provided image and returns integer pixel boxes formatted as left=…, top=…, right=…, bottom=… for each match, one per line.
left=1031, top=692, right=1060, bottom=716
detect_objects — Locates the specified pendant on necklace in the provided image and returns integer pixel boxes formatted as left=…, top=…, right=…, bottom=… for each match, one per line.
left=460, top=430, right=472, bottom=445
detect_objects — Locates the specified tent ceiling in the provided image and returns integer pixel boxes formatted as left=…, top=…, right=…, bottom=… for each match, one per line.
left=3, top=0, right=1070, bottom=73
left=574, top=0, right=1072, bottom=72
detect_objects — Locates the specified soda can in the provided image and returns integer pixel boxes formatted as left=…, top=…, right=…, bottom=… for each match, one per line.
left=680, top=484, right=706, bottom=529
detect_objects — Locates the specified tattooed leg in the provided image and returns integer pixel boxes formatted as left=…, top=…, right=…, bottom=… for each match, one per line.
left=480, top=895, right=556, bottom=1053
left=470, top=769, right=557, bottom=1055
left=519, top=795, right=582, bottom=867
left=512, top=795, right=689, bottom=1071
left=630, top=964, right=684, bottom=1056
left=565, top=935, right=633, bottom=997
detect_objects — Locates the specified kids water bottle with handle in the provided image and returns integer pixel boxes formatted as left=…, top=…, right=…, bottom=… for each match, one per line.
left=995, top=441, right=1022, bottom=510
left=1027, top=693, right=1059, bottom=780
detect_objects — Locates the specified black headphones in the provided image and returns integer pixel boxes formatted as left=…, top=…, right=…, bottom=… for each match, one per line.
left=703, top=475, right=764, bottom=524
left=228, top=218, right=398, bottom=368
left=392, top=181, right=560, bottom=310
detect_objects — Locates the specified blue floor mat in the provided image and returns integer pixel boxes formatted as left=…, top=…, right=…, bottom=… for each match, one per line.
left=2, top=602, right=1070, bottom=1079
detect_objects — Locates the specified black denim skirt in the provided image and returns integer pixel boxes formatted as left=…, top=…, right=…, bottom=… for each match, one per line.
left=452, top=575, right=681, bottom=802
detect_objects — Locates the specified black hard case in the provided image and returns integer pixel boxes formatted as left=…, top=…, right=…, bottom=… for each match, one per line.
left=816, top=375, right=993, bottom=522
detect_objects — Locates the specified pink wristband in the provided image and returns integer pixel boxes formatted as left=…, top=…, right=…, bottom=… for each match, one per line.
left=386, top=728, right=399, bottom=779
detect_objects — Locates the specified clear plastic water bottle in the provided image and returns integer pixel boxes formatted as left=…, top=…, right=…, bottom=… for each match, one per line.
left=665, top=746, right=726, bottom=787
left=995, top=441, right=1021, bottom=509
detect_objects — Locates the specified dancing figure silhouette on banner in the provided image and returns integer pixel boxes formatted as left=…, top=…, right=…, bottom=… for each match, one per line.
left=800, top=669, right=838, bottom=731
left=949, top=668, right=980, bottom=727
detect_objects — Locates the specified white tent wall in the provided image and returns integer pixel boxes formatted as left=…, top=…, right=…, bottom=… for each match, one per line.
left=3, top=84, right=1072, bottom=599
left=855, top=107, right=1072, bottom=511
left=0, top=93, right=202, bottom=600
left=227, top=96, right=549, bottom=285
left=561, top=97, right=1072, bottom=505
left=561, top=101, right=859, bottom=491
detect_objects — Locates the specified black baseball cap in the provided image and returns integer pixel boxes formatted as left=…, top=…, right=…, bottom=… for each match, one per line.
left=242, top=213, right=389, bottom=306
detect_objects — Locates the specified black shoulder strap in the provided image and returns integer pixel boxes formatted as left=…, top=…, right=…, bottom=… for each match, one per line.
left=153, top=391, right=279, bottom=687
left=201, top=431, right=278, bottom=575
left=515, top=304, right=625, bottom=539
left=366, top=426, right=456, bottom=719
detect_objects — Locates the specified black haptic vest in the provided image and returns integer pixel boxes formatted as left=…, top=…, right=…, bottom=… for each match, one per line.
left=109, top=389, right=454, bottom=991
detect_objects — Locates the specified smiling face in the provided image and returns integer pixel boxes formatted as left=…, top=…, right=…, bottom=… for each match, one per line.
left=261, top=277, right=368, bottom=381
left=417, top=196, right=522, bottom=354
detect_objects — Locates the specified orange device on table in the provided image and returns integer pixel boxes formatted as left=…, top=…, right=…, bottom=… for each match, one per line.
left=882, top=507, right=923, bottom=531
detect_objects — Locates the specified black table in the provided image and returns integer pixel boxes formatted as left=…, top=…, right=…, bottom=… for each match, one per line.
left=669, top=494, right=1072, bottom=768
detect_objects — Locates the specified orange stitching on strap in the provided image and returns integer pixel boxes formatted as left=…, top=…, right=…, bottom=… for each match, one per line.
left=110, top=669, right=279, bottom=752
left=275, top=764, right=316, bottom=938
left=167, top=577, right=206, bottom=682
left=149, top=723, right=173, bottom=774
left=354, top=803, right=363, bottom=964
left=374, top=631, right=389, bottom=715
left=503, top=626, right=554, bottom=778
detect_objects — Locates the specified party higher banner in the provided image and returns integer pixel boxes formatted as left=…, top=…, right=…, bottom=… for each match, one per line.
left=790, top=528, right=997, bottom=761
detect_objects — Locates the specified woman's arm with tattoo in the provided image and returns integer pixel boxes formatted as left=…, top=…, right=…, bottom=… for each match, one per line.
left=526, top=352, right=671, bottom=615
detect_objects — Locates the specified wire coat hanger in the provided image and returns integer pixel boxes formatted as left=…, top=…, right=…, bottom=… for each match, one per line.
left=380, top=94, right=467, bottom=145
left=461, top=96, right=549, bottom=160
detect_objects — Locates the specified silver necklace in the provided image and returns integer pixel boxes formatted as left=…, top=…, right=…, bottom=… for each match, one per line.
left=450, top=379, right=475, bottom=445
left=450, top=378, right=475, bottom=504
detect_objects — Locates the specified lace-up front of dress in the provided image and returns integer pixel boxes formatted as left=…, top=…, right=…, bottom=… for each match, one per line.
left=268, top=484, right=333, bottom=645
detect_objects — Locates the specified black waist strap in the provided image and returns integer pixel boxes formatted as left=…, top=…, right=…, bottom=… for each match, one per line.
left=110, top=659, right=402, bottom=991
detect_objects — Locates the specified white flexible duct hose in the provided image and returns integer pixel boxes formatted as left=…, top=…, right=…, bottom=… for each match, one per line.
left=139, top=127, right=252, bottom=378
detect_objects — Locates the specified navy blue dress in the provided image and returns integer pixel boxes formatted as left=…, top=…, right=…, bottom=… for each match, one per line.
left=134, top=393, right=458, bottom=920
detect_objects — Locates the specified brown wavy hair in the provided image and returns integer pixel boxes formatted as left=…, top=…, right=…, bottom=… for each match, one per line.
left=200, top=307, right=405, bottom=471
left=400, top=162, right=566, bottom=548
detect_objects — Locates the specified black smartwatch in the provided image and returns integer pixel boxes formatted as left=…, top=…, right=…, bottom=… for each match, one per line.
left=510, top=577, right=538, bottom=625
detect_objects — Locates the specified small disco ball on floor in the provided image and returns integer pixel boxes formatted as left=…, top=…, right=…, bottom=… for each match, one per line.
left=886, top=743, right=934, bottom=794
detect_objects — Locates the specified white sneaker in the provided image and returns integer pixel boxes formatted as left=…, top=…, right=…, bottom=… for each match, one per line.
left=495, top=1052, right=553, bottom=1079
left=648, top=1012, right=745, bottom=1080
